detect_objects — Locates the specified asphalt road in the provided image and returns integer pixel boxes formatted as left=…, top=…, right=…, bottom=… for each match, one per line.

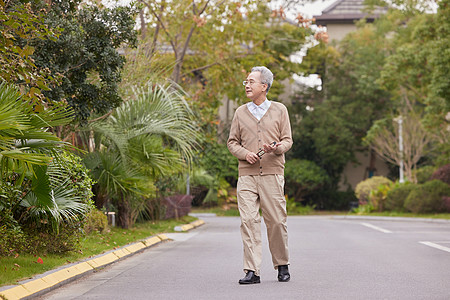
left=40, top=216, right=450, bottom=300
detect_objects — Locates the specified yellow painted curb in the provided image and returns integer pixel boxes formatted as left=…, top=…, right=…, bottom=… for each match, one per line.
left=112, top=247, right=132, bottom=259
left=124, top=242, right=146, bottom=254
left=191, top=220, right=205, bottom=227
left=175, top=219, right=205, bottom=232
left=22, top=278, right=49, bottom=294
left=73, top=261, right=95, bottom=274
left=0, top=285, right=30, bottom=300
left=157, top=234, right=169, bottom=241
left=180, top=224, right=194, bottom=231
left=0, top=234, right=170, bottom=299
left=143, top=236, right=161, bottom=247
left=86, top=252, right=118, bottom=269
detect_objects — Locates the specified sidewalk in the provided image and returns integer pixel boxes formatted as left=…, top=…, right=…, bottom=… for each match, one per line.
left=0, top=219, right=205, bottom=300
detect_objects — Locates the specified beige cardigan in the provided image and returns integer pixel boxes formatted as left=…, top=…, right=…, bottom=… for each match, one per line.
left=227, top=101, right=293, bottom=176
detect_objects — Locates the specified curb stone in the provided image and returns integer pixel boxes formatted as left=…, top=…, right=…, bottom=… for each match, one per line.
left=174, top=219, right=205, bottom=232
left=0, top=219, right=205, bottom=300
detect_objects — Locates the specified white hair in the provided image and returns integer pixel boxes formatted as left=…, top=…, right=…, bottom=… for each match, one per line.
left=251, top=66, right=273, bottom=93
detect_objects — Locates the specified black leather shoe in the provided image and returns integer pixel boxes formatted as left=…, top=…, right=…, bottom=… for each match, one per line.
left=239, top=271, right=260, bottom=284
left=278, top=265, right=290, bottom=282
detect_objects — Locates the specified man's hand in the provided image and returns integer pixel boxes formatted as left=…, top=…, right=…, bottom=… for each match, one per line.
left=263, top=142, right=280, bottom=154
left=245, top=152, right=259, bottom=164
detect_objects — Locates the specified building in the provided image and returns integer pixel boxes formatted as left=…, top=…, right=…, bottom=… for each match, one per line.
left=314, top=0, right=387, bottom=41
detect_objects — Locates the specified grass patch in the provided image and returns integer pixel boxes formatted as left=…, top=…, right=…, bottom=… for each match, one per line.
left=0, top=216, right=196, bottom=287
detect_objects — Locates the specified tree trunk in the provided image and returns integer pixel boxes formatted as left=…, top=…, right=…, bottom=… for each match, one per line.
left=117, top=197, right=130, bottom=229
left=139, top=9, right=146, bottom=40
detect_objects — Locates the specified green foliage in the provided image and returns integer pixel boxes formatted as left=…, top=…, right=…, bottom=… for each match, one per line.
left=290, top=23, right=391, bottom=190
left=414, top=166, right=436, bottom=184
left=123, top=1, right=310, bottom=140
left=0, top=0, right=60, bottom=104
left=14, top=0, right=138, bottom=122
left=196, top=142, right=238, bottom=185
left=84, top=209, right=108, bottom=234
left=368, top=181, right=394, bottom=211
left=286, top=196, right=315, bottom=215
left=404, top=180, right=450, bottom=213
left=0, top=82, right=73, bottom=179
left=430, top=164, right=450, bottom=185
left=24, top=221, right=84, bottom=253
left=355, top=176, right=393, bottom=204
left=0, top=80, right=95, bottom=253
left=292, top=1, right=449, bottom=206
left=385, top=182, right=416, bottom=211
left=353, top=202, right=375, bottom=214
left=289, top=105, right=358, bottom=187
left=284, top=159, right=329, bottom=200
left=0, top=80, right=93, bottom=251
left=0, top=224, right=27, bottom=256
left=85, top=81, right=199, bottom=228
left=306, top=190, right=358, bottom=211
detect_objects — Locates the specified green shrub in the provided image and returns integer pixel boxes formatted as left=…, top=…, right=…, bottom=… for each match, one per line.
left=0, top=150, right=95, bottom=254
left=84, top=209, right=108, bottom=234
left=286, top=197, right=315, bottom=215
left=352, top=203, right=375, bottom=214
left=284, top=159, right=329, bottom=200
left=368, top=182, right=393, bottom=211
left=385, top=182, right=416, bottom=211
left=305, top=189, right=358, bottom=210
left=24, top=222, right=83, bottom=254
left=0, top=225, right=27, bottom=256
left=404, top=180, right=450, bottom=213
left=58, top=151, right=95, bottom=206
left=355, top=176, right=393, bottom=204
left=414, top=166, right=436, bottom=184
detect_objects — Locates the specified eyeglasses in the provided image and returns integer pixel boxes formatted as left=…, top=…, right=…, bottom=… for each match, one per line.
left=242, top=80, right=264, bottom=86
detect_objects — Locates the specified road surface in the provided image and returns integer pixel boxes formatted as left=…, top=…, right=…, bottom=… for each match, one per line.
left=40, top=216, right=450, bottom=300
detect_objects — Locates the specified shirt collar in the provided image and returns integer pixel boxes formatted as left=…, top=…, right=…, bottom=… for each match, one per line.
left=248, top=99, right=270, bottom=111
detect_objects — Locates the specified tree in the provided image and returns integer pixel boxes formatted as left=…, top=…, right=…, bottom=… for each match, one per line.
left=123, top=0, right=311, bottom=138
left=0, top=82, right=92, bottom=252
left=284, top=159, right=329, bottom=200
left=0, top=82, right=72, bottom=180
left=13, top=0, right=138, bottom=123
left=85, top=82, right=199, bottom=228
left=0, top=0, right=60, bottom=104
left=365, top=113, right=434, bottom=183
left=289, top=19, right=392, bottom=194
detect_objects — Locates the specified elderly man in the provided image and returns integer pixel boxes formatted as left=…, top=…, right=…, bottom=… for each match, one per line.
left=227, top=66, right=293, bottom=284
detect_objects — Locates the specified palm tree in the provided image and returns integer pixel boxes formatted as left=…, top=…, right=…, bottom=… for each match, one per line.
left=0, top=82, right=89, bottom=232
left=86, top=81, right=199, bottom=228
left=0, top=82, right=72, bottom=178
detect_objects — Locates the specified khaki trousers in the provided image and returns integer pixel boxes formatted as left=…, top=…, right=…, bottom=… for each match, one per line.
left=237, top=174, right=289, bottom=275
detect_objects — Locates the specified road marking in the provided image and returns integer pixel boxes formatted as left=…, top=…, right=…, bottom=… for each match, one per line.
left=419, top=241, right=450, bottom=253
left=361, top=222, right=392, bottom=233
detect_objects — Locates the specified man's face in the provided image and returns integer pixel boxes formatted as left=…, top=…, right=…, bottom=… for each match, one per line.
left=245, top=72, right=267, bottom=100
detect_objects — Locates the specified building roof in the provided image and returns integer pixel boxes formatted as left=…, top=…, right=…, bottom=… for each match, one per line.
left=315, top=0, right=387, bottom=25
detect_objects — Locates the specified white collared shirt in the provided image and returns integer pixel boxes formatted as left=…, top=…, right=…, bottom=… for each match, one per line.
left=247, top=99, right=271, bottom=121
